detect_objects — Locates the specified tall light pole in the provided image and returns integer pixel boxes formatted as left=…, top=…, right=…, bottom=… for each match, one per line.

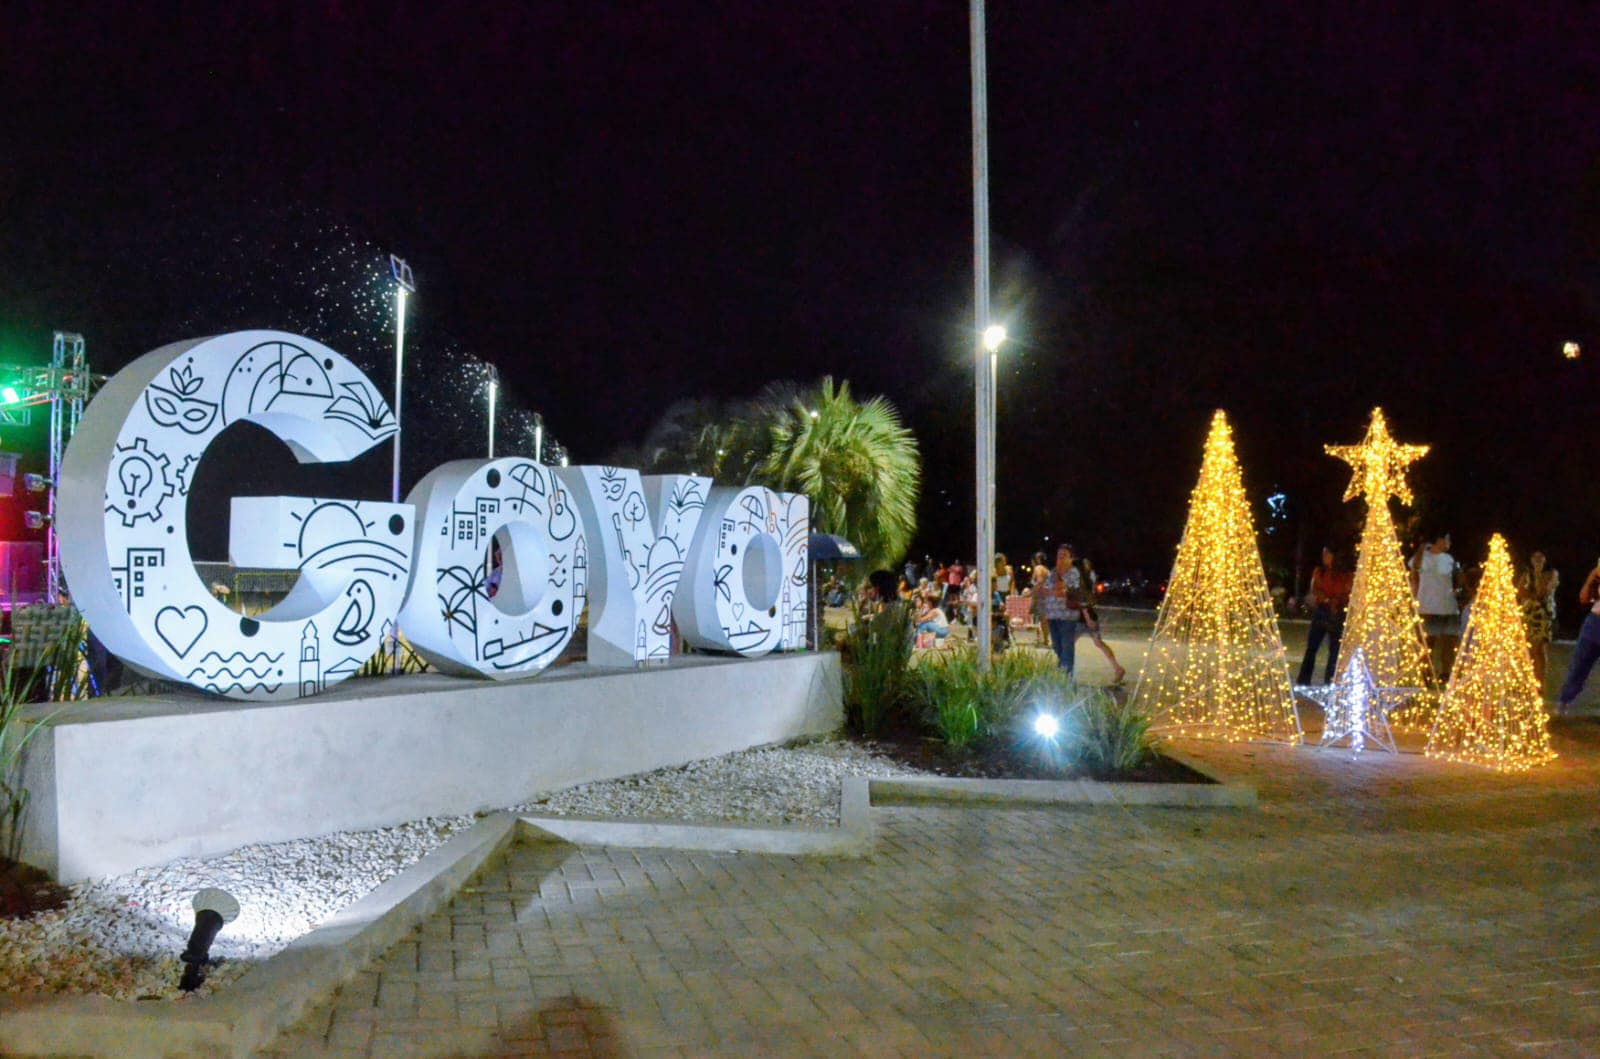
left=388, top=254, right=415, bottom=504
left=486, top=363, right=499, bottom=458
left=972, top=0, right=997, bottom=670
left=533, top=412, right=545, bottom=464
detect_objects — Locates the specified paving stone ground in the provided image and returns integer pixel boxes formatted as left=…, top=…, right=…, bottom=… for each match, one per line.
left=262, top=717, right=1600, bottom=1058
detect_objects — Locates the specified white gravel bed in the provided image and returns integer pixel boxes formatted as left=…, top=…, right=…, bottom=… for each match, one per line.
left=0, top=738, right=921, bottom=1001
left=0, top=815, right=473, bottom=1001
left=512, top=737, right=924, bottom=825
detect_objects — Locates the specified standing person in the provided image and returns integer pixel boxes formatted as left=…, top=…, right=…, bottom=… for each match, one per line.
left=993, top=552, right=1013, bottom=608
left=1557, top=558, right=1600, bottom=714
left=1296, top=546, right=1353, bottom=685
left=1037, top=544, right=1083, bottom=673
left=1076, top=556, right=1126, bottom=684
left=944, top=559, right=965, bottom=611
left=1410, top=531, right=1462, bottom=682
left=959, top=575, right=980, bottom=629
left=903, top=555, right=921, bottom=590
left=1517, top=550, right=1559, bottom=689
left=1029, top=550, right=1050, bottom=624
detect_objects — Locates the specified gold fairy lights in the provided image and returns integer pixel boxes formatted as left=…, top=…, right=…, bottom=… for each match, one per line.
left=1325, top=408, right=1434, bottom=728
left=1425, top=534, right=1556, bottom=772
left=1133, top=411, right=1301, bottom=743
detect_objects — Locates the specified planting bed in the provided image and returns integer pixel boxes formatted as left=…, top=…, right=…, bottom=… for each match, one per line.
left=864, top=732, right=1211, bottom=784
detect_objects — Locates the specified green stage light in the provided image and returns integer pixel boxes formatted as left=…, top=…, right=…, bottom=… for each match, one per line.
left=1, top=387, right=20, bottom=404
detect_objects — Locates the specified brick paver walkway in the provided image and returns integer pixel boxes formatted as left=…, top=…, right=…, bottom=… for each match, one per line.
left=264, top=723, right=1600, bottom=1057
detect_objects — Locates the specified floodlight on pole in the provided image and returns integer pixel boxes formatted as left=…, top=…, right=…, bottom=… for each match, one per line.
left=389, top=254, right=415, bottom=505
left=983, top=324, right=1007, bottom=353
left=486, top=364, right=499, bottom=458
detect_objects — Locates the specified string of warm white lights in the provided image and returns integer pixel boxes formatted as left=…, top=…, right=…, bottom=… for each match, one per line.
left=1132, top=411, right=1301, bottom=743
left=1426, top=534, right=1556, bottom=772
left=1325, top=409, right=1435, bottom=730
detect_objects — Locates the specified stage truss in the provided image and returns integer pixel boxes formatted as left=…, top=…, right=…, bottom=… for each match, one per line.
left=0, top=332, right=102, bottom=602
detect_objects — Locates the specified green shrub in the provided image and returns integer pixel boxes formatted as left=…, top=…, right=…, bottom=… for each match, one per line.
left=1067, top=689, right=1157, bottom=775
left=985, top=649, right=1074, bottom=731
left=840, top=602, right=914, bottom=736
left=914, top=647, right=1074, bottom=751
left=913, top=649, right=983, bottom=749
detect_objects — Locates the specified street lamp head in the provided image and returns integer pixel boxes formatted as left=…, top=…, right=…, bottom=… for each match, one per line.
left=808, top=408, right=819, bottom=420
left=982, top=324, right=1007, bottom=353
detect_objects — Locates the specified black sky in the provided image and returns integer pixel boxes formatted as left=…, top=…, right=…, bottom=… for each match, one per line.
left=3, top=2, right=1599, bottom=587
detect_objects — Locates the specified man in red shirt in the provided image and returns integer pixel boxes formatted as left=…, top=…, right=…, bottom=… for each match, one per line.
left=1297, top=546, right=1353, bottom=685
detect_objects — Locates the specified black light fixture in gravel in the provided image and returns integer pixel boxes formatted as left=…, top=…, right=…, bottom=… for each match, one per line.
left=178, top=887, right=240, bottom=992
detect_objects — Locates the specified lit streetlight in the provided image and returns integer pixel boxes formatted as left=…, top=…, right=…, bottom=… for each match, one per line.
left=485, top=363, right=499, bottom=458
left=388, top=254, right=415, bottom=504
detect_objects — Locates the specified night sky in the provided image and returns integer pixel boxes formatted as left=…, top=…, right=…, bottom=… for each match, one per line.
left=3, top=3, right=1599, bottom=598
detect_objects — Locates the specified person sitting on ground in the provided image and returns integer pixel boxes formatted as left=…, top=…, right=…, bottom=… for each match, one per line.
left=914, top=588, right=950, bottom=644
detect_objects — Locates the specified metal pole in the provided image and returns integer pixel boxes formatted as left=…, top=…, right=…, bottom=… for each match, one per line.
left=972, top=0, right=994, bottom=670
left=534, top=413, right=545, bottom=464
left=391, top=288, right=408, bottom=504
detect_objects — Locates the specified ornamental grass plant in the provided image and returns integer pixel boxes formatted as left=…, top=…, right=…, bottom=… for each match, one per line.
left=839, top=601, right=914, bottom=737
left=914, top=647, right=1076, bottom=751
left=1, top=614, right=90, bottom=864
left=1067, top=688, right=1157, bottom=776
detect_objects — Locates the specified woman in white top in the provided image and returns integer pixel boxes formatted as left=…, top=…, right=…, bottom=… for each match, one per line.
left=1410, top=532, right=1461, bottom=682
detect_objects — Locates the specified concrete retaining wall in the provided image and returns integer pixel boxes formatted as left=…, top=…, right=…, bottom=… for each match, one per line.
left=18, top=651, right=842, bottom=881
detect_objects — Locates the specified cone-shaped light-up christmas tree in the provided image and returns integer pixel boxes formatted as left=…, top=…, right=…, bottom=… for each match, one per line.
left=1426, top=534, right=1556, bottom=771
left=1325, top=408, right=1434, bottom=727
left=1133, top=411, right=1300, bottom=743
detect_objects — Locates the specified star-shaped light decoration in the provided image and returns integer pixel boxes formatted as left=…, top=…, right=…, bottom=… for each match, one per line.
left=1324, top=407, right=1430, bottom=505
left=1296, top=647, right=1420, bottom=755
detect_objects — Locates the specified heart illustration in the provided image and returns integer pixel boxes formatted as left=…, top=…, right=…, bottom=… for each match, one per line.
left=155, top=605, right=208, bottom=658
left=733, top=602, right=746, bottom=622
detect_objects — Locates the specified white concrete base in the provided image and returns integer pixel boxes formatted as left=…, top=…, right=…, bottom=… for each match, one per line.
left=18, top=651, right=842, bottom=881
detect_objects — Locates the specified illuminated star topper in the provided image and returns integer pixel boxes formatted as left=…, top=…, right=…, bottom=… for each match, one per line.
left=1324, top=407, right=1429, bottom=505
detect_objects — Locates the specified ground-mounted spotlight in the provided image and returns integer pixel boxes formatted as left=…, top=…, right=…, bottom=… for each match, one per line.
left=22, top=473, right=48, bottom=493
left=178, top=887, right=240, bottom=992
left=1032, top=712, right=1061, bottom=740
left=23, top=510, right=50, bottom=530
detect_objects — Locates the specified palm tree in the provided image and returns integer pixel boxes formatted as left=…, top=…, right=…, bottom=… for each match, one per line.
left=761, top=377, right=920, bottom=571
left=616, top=378, right=921, bottom=571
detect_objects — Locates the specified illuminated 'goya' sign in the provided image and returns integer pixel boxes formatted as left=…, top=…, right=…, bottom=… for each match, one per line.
left=58, top=332, right=414, bottom=700
left=59, top=331, right=811, bottom=701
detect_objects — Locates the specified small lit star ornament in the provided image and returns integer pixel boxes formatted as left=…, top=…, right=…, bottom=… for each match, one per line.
left=1301, top=647, right=1414, bottom=755
left=1132, top=411, right=1301, bottom=744
left=1426, top=535, right=1556, bottom=772
left=1325, top=407, right=1429, bottom=505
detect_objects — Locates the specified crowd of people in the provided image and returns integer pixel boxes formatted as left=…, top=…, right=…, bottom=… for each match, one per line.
left=822, top=528, right=1600, bottom=707
left=826, top=543, right=1125, bottom=681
